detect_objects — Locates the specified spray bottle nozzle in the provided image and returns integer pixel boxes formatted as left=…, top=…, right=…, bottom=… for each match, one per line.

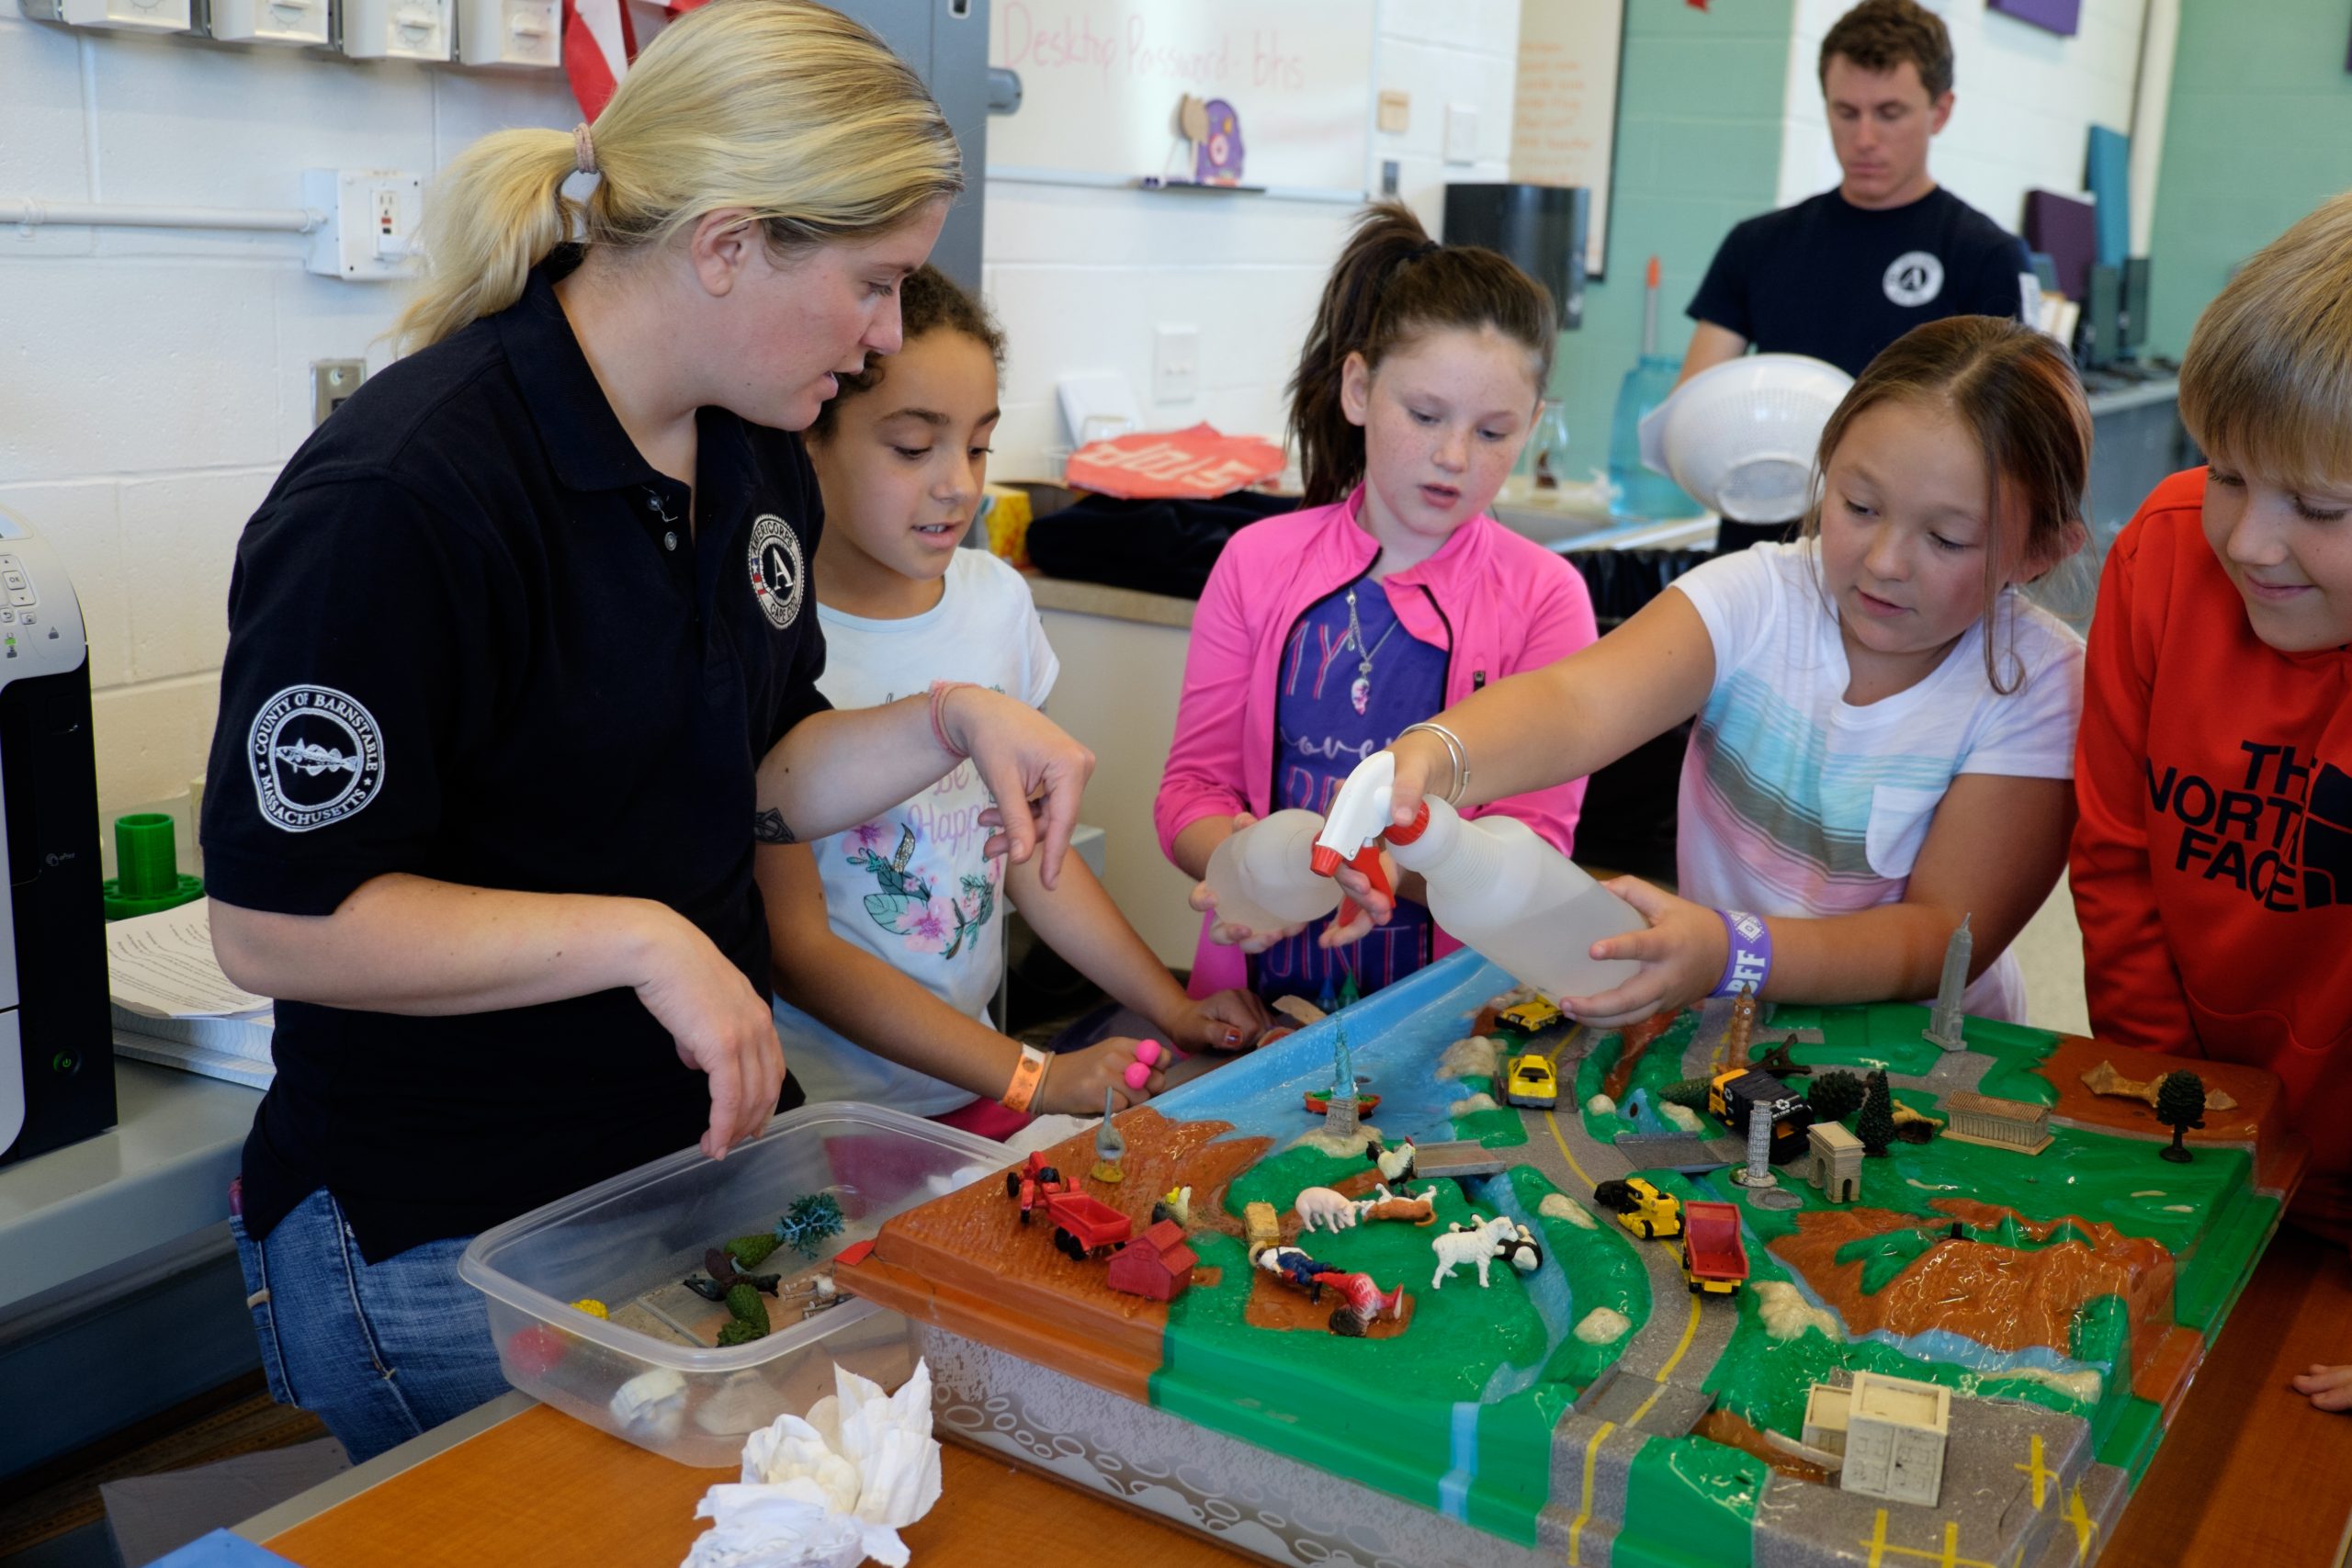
left=1385, top=801, right=1433, bottom=847
left=1308, top=844, right=1344, bottom=877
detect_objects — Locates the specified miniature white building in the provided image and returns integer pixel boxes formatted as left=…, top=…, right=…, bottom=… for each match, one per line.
left=1941, top=1091, right=2053, bottom=1156
left=1802, top=1372, right=1950, bottom=1507
left=1805, top=1121, right=1863, bottom=1202
left=1922, top=915, right=1971, bottom=1052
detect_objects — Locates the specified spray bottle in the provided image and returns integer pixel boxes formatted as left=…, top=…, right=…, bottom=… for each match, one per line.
left=1309, top=752, right=1643, bottom=1000
left=1203, top=808, right=1390, bottom=939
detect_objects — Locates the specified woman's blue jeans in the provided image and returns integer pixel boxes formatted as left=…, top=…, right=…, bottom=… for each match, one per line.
left=230, top=1187, right=512, bottom=1464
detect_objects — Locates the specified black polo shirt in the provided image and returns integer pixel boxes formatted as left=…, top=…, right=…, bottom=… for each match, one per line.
left=203, top=247, right=822, bottom=1260
left=1687, top=186, right=2035, bottom=378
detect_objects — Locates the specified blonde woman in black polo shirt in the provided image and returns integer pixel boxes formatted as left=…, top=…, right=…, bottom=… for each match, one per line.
left=198, top=2, right=1091, bottom=1462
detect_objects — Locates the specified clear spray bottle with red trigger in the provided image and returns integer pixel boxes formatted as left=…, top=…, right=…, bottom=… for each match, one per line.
left=1309, top=750, right=1645, bottom=1001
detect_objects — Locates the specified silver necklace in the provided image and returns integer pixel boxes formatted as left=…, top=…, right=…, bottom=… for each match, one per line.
left=1342, top=587, right=1402, bottom=716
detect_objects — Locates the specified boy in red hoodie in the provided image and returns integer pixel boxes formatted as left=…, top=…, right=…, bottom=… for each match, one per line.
left=2071, top=194, right=2352, bottom=1412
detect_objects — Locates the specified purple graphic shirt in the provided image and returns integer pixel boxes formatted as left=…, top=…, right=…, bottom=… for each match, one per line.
left=1254, top=580, right=1446, bottom=1005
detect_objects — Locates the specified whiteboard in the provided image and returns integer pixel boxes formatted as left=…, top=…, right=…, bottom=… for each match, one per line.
left=988, top=0, right=1375, bottom=199
left=1509, top=0, right=1624, bottom=279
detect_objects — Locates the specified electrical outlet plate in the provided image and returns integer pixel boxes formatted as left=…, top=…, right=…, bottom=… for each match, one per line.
left=209, top=0, right=328, bottom=44
left=1443, top=104, right=1478, bottom=165
left=338, top=0, right=450, bottom=59
left=458, top=0, right=559, bottom=67
left=311, top=360, right=367, bottom=427
left=302, top=170, right=424, bottom=282
left=1153, top=326, right=1200, bottom=403
left=18, top=0, right=192, bottom=32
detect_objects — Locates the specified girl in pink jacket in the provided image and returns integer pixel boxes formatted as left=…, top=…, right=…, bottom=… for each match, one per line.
left=1156, top=202, right=1600, bottom=1005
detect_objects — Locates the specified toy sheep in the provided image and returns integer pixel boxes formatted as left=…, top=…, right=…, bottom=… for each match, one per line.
left=1430, top=1213, right=1518, bottom=1290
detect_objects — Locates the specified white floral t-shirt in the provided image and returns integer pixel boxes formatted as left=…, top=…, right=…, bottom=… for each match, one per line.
left=772, top=549, right=1059, bottom=1115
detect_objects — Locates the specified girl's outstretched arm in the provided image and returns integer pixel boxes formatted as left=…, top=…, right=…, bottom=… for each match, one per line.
left=1382, top=588, right=1719, bottom=830
left=1005, top=854, right=1272, bottom=1053
left=1564, top=772, right=2075, bottom=1024
left=759, top=842, right=1172, bottom=1116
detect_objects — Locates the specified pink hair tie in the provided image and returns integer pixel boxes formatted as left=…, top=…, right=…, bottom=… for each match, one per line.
left=927, top=681, right=974, bottom=760
left=571, top=122, right=598, bottom=177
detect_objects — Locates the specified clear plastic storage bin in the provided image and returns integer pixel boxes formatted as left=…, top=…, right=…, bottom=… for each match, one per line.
left=460, top=1102, right=1009, bottom=1466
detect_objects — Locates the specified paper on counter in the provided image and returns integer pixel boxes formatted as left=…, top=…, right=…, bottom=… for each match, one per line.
left=682, top=1361, right=944, bottom=1568
left=106, top=905, right=271, bottom=1019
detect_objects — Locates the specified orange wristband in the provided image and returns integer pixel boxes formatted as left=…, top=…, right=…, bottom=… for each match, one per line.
left=1001, top=1043, right=1050, bottom=1113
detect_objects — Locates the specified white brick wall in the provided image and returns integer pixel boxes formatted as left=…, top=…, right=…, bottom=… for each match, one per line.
left=3, top=3, right=1515, bottom=868
left=1777, top=0, right=2145, bottom=243
left=0, top=16, right=578, bottom=865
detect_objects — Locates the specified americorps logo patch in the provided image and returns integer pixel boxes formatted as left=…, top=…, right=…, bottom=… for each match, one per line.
left=248, top=684, right=386, bottom=832
left=1883, top=250, right=1945, bottom=308
left=747, top=514, right=806, bottom=629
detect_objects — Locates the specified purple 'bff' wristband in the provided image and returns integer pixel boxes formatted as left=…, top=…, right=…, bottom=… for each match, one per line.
left=1713, top=909, right=1771, bottom=998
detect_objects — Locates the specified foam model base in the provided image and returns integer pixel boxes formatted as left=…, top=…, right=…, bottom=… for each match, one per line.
left=840, top=952, right=2302, bottom=1568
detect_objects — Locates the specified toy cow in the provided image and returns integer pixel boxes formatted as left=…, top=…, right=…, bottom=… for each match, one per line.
left=1355, top=1182, right=1438, bottom=1227
left=1496, top=1222, right=1544, bottom=1274
left=1313, top=1269, right=1407, bottom=1337
left=1294, top=1185, right=1361, bottom=1234
left=1430, top=1214, right=1518, bottom=1290
left=1366, top=1136, right=1418, bottom=1186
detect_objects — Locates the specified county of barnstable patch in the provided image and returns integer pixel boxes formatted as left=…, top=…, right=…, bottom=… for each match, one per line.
left=747, top=513, right=807, bottom=630
left=248, top=684, right=386, bottom=832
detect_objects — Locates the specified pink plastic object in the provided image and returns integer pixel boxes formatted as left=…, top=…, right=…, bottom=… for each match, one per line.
left=1123, top=1039, right=1168, bottom=1090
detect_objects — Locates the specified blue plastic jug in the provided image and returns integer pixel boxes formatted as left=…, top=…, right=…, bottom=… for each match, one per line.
left=1606, top=354, right=1699, bottom=521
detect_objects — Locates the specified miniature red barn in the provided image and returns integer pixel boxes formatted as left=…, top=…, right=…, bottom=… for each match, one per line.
left=1107, top=1220, right=1198, bottom=1301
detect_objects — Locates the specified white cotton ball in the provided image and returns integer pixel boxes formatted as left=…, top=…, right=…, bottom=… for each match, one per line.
left=1574, top=1307, right=1631, bottom=1344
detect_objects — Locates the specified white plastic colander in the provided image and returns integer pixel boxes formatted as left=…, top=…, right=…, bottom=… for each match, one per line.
left=1637, top=354, right=1853, bottom=522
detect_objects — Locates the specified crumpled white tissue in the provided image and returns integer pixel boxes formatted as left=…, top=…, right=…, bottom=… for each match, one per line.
left=680, top=1359, right=943, bottom=1568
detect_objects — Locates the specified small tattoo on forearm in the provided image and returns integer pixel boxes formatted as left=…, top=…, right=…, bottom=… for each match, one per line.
left=753, top=809, right=795, bottom=844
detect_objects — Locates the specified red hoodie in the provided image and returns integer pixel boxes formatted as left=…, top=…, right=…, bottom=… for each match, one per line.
left=2072, top=468, right=2352, bottom=1235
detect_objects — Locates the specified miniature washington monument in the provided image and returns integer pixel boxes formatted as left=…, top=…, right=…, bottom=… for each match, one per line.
left=1322, top=1027, right=1362, bottom=1139
left=1923, top=914, right=1972, bottom=1051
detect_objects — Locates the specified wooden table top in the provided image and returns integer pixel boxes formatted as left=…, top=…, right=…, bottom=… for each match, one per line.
left=261, top=1227, right=2352, bottom=1568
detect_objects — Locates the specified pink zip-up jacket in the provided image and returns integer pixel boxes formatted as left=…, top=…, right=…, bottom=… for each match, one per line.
left=1155, top=488, right=1600, bottom=995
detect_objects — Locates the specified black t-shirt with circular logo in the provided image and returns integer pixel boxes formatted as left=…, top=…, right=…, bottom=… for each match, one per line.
left=1686, top=186, right=2035, bottom=378
left=202, top=247, right=825, bottom=1260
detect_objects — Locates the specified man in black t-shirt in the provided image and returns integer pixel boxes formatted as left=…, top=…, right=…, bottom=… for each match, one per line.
left=1680, top=1, right=2037, bottom=548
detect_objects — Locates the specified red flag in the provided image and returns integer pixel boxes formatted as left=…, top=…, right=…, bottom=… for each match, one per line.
left=561, top=0, right=636, bottom=120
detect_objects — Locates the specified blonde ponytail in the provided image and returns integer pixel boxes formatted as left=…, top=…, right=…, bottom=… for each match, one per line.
left=395, top=0, right=963, bottom=355
left=395, top=129, right=581, bottom=355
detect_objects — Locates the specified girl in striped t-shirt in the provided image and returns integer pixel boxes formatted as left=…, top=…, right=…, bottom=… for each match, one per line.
left=1346, top=315, right=2087, bottom=1026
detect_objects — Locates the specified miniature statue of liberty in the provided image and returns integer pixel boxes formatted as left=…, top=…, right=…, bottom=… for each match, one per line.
left=1923, top=915, right=1972, bottom=1052
left=1322, top=1026, right=1361, bottom=1139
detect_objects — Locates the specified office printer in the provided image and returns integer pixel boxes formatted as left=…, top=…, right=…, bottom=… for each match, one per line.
left=0, top=508, right=114, bottom=1167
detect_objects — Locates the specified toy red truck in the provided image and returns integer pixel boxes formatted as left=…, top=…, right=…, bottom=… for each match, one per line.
left=1679, top=1200, right=1750, bottom=1296
left=1046, top=1192, right=1134, bottom=1260
left=1004, top=1151, right=1136, bottom=1260
left=1005, top=1151, right=1068, bottom=1223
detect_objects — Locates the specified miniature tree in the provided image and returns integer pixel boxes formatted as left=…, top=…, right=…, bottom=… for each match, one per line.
left=1808, top=1069, right=1865, bottom=1125
left=1660, top=1077, right=1713, bottom=1112
left=2155, top=1070, right=2207, bottom=1164
left=1856, top=1070, right=1897, bottom=1158
left=775, top=1191, right=846, bottom=1258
